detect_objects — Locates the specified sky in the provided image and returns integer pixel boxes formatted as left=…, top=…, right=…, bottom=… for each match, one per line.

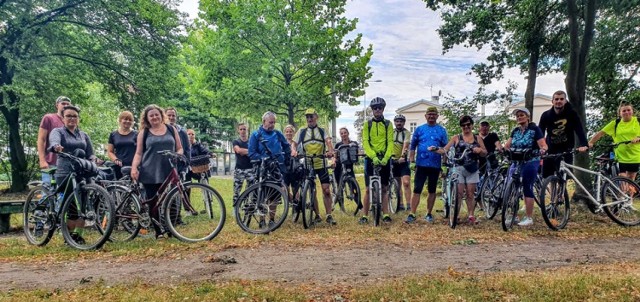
left=177, top=0, right=565, bottom=135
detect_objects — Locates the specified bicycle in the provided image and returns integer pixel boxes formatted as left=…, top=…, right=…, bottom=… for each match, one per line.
left=477, top=153, right=508, bottom=220
left=368, top=164, right=384, bottom=226
left=441, top=147, right=473, bottom=229
left=234, top=142, right=289, bottom=234
left=113, top=150, right=225, bottom=242
left=540, top=147, right=640, bottom=229
left=332, top=143, right=362, bottom=216
left=23, top=151, right=116, bottom=250
left=387, top=158, right=402, bottom=214
left=500, top=149, right=545, bottom=231
left=296, top=153, right=332, bottom=229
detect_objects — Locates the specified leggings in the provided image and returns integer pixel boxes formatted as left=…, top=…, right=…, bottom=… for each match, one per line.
left=510, top=161, right=539, bottom=198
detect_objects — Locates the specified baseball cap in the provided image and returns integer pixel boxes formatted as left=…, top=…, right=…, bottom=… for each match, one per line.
left=512, top=108, right=530, bottom=116
left=304, top=108, right=318, bottom=116
left=56, top=96, right=71, bottom=104
left=426, top=106, right=438, bottom=114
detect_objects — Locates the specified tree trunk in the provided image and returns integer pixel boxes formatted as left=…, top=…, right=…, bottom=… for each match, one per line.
left=565, top=0, right=597, bottom=208
left=524, top=49, right=540, bottom=117
left=6, top=106, right=28, bottom=192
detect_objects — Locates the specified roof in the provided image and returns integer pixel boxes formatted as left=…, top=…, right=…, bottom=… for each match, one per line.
left=396, top=99, right=442, bottom=113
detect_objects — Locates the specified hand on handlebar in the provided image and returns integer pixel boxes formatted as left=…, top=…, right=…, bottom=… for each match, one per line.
left=577, top=146, right=589, bottom=152
left=380, top=158, right=388, bottom=166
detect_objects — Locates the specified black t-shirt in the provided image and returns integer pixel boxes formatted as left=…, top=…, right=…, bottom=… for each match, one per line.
left=233, top=139, right=251, bottom=169
left=480, top=132, right=500, bottom=154
left=108, top=130, right=138, bottom=166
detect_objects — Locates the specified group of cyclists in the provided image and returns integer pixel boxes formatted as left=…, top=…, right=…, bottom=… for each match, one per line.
left=34, top=89, right=640, bottom=242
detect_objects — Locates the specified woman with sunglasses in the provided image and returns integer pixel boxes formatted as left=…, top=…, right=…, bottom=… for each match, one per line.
left=442, top=115, right=487, bottom=225
left=503, top=108, right=548, bottom=226
left=589, top=101, right=640, bottom=180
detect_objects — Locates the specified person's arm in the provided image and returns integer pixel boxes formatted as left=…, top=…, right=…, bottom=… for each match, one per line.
left=37, top=127, right=49, bottom=168
left=84, top=133, right=96, bottom=160
left=362, top=121, right=375, bottom=160
left=325, top=134, right=334, bottom=156
left=537, top=138, right=548, bottom=154
left=494, top=134, right=504, bottom=151
left=172, top=126, right=183, bottom=155
left=48, top=128, right=64, bottom=153
left=440, top=136, right=456, bottom=155
left=130, top=131, right=145, bottom=181
left=504, top=137, right=512, bottom=150
left=382, top=122, right=394, bottom=164
left=248, top=132, right=261, bottom=161
left=538, top=112, right=547, bottom=138
left=588, top=131, right=607, bottom=148
left=107, top=144, right=118, bottom=162
left=409, top=129, right=418, bottom=163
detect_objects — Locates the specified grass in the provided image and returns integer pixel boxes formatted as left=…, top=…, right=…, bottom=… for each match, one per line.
left=1, top=261, right=639, bottom=301
left=2, top=176, right=640, bottom=263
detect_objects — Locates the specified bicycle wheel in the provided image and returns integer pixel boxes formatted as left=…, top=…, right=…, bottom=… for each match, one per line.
left=291, top=184, right=302, bottom=223
left=235, top=182, right=288, bottom=234
left=441, top=177, right=450, bottom=219
left=330, top=176, right=344, bottom=213
left=448, top=181, right=459, bottom=229
left=501, top=182, right=519, bottom=232
left=302, top=181, right=317, bottom=229
left=539, top=176, right=570, bottom=231
left=345, top=177, right=362, bottom=215
left=164, top=182, right=226, bottom=242
left=388, top=178, right=401, bottom=214
left=60, top=183, right=115, bottom=250
left=23, top=186, right=56, bottom=246
left=601, top=177, right=640, bottom=226
left=106, top=185, right=142, bottom=241
left=480, top=174, right=503, bottom=220
left=372, top=181, right=382, bottom=227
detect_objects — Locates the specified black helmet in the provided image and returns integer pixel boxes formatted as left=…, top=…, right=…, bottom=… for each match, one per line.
left=394, top=114, right=406, bottom=121
left=369, top=97, right=386, bottom=108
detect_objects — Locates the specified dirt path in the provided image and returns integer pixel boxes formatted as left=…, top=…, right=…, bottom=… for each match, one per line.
left=1, top=236, right=639, bottom=291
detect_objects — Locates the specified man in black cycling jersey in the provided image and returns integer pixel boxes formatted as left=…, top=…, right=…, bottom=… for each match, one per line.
left=359, top=97, right=394, bottom=224
left=392, top=114, right=411, bottom=211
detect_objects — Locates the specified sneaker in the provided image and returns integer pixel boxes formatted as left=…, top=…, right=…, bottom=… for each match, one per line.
left=424, top=213, right=434, bottom=223
left=268, top=221, right=276, bottom=229
left=70, top=232, right=86, bottom=245
left=358, top=216, right=369, bottom=224
left=382, top=215, right=392, bottom=223
left=326, top=214, right=337, bottom=225
left=314, top=215, right=323, bottom=224
left=404, top=214, right=416, bottom=224
left=518, top=216, right=533, bottom=226
left=468, top=216, right=478, bottom=225
left=397, top=205, right=405, bottom=211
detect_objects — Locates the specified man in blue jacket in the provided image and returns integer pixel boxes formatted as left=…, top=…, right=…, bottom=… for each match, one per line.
left=248, top=111, right=291, bottom=179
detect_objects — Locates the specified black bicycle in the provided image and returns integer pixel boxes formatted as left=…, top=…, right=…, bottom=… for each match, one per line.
left=500, top=148, right=544, bottom=231
left=332, top=143, right=362, bottom=216
left=23, top=151, right=116, bottom=250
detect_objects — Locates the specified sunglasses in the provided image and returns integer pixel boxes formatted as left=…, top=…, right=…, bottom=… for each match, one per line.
left=460, top=123, right=472, bottom=127
left=371, top=106, right=384, bottom=111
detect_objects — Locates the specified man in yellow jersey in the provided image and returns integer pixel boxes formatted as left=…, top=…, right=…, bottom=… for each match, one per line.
left=359, top=97, right=395, bottom=224
left=291, top=108, right=336, bottom=225
left=391, top=114, right=412, bottom=211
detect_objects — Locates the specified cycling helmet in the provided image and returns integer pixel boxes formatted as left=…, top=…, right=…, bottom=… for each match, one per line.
left=369, top=97, right=386, bottom=108
left=394, top=114, right=406, bottom=121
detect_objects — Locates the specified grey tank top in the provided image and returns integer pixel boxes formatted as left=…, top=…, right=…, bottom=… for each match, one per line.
left=139, top=127, right=176, bottom=184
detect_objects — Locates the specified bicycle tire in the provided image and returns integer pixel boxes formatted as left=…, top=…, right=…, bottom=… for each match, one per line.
left=23, top=186, right=56, bottom=246
left=388, top=178, right=401, bottom=214
left=105, top=185, right=143, bottom=241
left=480, top=174, right=503, bottom=220
left=60, top=183, right=115, bottom=250
left=601, top=176, right=640, bottom=226
left=345, top=177, right=362, bottom=216
left=539, top=176, right=570, bottom=230
left=372, top=181, right=382, bottom=227
left=164, top=182, right=226, bottom=242
left=441, top=176, right=450, bottom=219
left=235, top=182, right=288, bottom=234
left=501, top=182, right=519, bottom=232
left=291, top=183, right=302, bottom=223
left=302, top=181, right=317, bottom=229
left=330, top=176, right=344, bottom=213
left=448, top=181, right=459, bottom=229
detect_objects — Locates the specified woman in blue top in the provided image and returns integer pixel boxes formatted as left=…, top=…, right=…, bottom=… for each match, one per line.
left=503, top=108, right=548, bottom=226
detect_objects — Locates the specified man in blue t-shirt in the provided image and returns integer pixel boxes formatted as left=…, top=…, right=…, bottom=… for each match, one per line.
left=405, top=106, right=448, bottom=224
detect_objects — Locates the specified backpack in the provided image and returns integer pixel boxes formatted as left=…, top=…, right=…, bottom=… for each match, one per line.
left=393, top=128, right=406, bottom=145
left=366, top=119, right=391, bottom=153
left=298, top=126, right=326, bottom=153
left=614, top=116, right=639, bottom=136
left=142, top=124, right=175, bottom=153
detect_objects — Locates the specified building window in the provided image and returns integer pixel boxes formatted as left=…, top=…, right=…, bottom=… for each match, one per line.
left=410, top=122, right=417, bottom=132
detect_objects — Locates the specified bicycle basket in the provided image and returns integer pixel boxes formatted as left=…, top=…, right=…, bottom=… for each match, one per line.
left=190, top=155, right=211, bottom=174
left=339, top=145, right=358, bottom=165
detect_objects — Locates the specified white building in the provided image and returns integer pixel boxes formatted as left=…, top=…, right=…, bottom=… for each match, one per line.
left=395, top=96, right=444, bottom=132
left=506, top=93, right=554, bottom=124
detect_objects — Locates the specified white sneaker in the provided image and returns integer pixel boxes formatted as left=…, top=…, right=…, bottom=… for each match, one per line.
left=518, top=216, right=533, bottom=226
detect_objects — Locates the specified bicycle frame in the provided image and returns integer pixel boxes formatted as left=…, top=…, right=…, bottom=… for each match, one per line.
left=557, top=160, right=632, bottom=210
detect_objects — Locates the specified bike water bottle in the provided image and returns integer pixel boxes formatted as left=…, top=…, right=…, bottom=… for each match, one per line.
left=55, top=193, right=64, bottom=213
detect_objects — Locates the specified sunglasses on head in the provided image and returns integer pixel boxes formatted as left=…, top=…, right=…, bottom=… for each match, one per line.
left=371, top=106, right=384, bottom=111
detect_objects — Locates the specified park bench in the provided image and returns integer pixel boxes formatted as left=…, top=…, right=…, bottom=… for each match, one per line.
left=0, top=200, right=24, bottom=233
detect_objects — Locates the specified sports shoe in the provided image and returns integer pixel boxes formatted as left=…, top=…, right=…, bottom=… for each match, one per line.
left=404, top=214, right=416, bottom=224
left=424, top=213, right=434, bottom=223
left=358, top=216, right=369, bottom=224
left=518, top=216, right=533, bottom=226
left=382, top=215, right=392, bottom=223
left=326, top=214, right=337, bottom=225
left=314, top=215, right=323, bottom=224
left=70, top=232, right=86, bottom=245
left=467, top=216, right=478, bottom=225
